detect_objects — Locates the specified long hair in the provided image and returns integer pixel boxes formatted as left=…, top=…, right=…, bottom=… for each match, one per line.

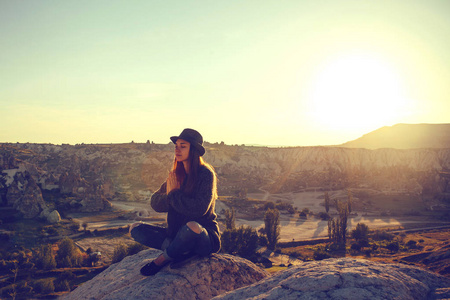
left=172, top=147, right=217, bottom=199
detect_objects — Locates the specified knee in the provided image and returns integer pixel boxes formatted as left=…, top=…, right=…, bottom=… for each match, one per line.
left=186, top=221, right=202, bottom=234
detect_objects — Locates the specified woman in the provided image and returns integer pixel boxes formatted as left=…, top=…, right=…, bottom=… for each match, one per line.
left=130, top=128, right=221, bottom=276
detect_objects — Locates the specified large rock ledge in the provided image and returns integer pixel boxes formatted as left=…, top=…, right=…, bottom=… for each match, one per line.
left=64, top=252, right=450, bottom=300
left=215, top=258, right=450, bottom=300
left=63, top=250, right=269, bottom=300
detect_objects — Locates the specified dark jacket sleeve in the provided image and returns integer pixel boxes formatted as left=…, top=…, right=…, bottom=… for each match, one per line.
left=150, top=182, right=170, bottom=213
left=167, top=167, right=214, bottom=218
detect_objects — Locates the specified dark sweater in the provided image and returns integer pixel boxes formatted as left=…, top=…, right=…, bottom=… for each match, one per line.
left=150, top=165, right=221, bottom=253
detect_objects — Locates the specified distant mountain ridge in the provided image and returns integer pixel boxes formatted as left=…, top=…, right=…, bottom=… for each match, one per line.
left=340, top=123, right=450, bottom=149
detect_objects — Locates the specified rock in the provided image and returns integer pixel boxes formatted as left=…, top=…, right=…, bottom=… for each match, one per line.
left=7, top=171, right=45, bottom=218
left=46, top=210, right=61, bottom=223
left=215, top=258, right=450, bottom=300
left=63, top=250, right=269, bottom=300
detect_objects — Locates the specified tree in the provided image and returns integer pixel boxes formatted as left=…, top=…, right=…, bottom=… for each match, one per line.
left=35, top=244, right=56, bottom=270
left=82, top=222, right=88, bottom=232
left=264, top=208, right=280, bottom=250
left=351, top=223, right=369, bottom=242
left=327, top=200, right=349, bottom=248
left=224, top=207, right=236, bottom=230
left=324, top=192, right=330, bottom=213
left=221, top=226, right=259, bottom=259
left=56, top=238, right=81, bottom=268
left=347, top=189, right=353, bottom=213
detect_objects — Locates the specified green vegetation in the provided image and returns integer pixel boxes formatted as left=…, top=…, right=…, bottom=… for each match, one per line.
left=264, top=208, right=280, bottom=250
left=221, top=226, right=259, bottom=260
left=111, top=242, right=148, bottom=263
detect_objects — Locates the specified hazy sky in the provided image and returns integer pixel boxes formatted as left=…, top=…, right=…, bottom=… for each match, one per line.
left=1, top=0, right=449, bottom=146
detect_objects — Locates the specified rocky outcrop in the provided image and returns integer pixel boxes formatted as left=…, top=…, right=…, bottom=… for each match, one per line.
left=215, top=258, right=450, bottom=300
left=63, top=250, right=269, bottom=300
left=6, top=171, right=46, bottom=218
left=64, top=254, right=450, bottom=300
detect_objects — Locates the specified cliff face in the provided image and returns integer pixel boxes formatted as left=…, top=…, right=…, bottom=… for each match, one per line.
left=1, top=142, right=449, bottom=217
left=63, top=251, right=450, bottom=300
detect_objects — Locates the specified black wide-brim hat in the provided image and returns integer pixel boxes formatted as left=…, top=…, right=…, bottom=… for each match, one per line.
left=170, top=128, right=206, bottom=156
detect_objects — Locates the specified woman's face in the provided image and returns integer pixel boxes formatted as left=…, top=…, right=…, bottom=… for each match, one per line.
left=175, top=139, right=190, bottom=162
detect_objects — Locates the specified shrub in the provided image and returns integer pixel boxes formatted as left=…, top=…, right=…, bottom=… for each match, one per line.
left=372, top=230, right=394, bottom=241
left=406, top=240, right=417, bottom=249
left=258, top=234, right=268, bottom=247
left=34, top=244, right=56, bottom=270
left=56, top=238, right=82, bottom=267
left=386, top=241, right=400, bottom=253
left=318, top=212, right=330, bottom=220
left=127, top=243, right=148, bottom=256
left=351, top=242, right=361, bottom=252
left=112, top=244, right=128, bottom=263
left=54, top=280, right=70, bottom=292
left=351, top=223, right=369, bottom=242
left=221, top=226, right=259, bottom=259
left=33, top=278, right=55, bottom=294
left=313, top=249, right=331, bottom=261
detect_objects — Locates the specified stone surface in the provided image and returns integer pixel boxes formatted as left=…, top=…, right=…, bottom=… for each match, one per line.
left=46, top=209, right=61, bottom=223
left=63, top=250, right=269, bottom=300
left=6, top=170, right=46, bottom=218
left=214, top=258, right=450, bottom=300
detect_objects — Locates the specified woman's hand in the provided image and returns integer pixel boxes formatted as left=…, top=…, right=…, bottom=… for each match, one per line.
left=166, top=171, right=180, bottom=194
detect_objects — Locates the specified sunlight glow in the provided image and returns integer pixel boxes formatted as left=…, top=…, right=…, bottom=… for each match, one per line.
left=308, top=53, right=410, bottom=132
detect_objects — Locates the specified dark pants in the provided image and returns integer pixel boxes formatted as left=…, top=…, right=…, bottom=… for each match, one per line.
left=131, top=223, right=212, bottom=260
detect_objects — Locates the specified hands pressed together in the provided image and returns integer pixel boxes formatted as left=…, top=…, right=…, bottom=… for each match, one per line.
left=166, top=171, right=180, bottom=194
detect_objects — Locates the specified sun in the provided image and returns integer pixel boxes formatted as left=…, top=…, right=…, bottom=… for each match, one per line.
left=307, top=52, right=409, bottom=133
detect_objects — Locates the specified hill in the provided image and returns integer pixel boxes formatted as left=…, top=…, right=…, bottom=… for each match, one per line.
left=340, top=123, right=450, bottom=149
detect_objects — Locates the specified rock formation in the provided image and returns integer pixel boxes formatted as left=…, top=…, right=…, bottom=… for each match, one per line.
left=215, top=258, right=450, bottom=300
left=1, top=139, right=450, bottom=216
left=63, top=250, right=269, bottom=300
left=6, top=170, right=46, bottom=218
left=63, top=253, right=450, bottom=300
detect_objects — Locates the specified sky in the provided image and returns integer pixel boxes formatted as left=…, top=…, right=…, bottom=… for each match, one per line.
left=1, top=0, right=449, bottom=146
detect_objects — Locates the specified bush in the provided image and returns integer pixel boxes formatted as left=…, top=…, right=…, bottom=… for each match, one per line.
left=127, top=242, right=148, bottom=256
left=221, top=226, right=259, bottom=259
left=351, top=223, right=369, bottom=242
left=386, top=241, right=400, bottom=253
left=351, top=242, right=361, bottom=252
left=258, top=234, right=268, bottom=247
left=313, top=249, right=331, bottom=261
left=33, top=278, right=55, bottom=294
left=54, top=270, right=76, bottom=292
left=112, top=244, right=128, bottom=263
left=56, top=238, right=82, bottom=268
left=318, top=212, right=330, bottom=220
left=372, top=230, right=394, bottom=241
left=34, top=244, right=56, bottom=270
left=54, top=280, right=70, bottom=292
left=406, top=240, right=417, bottom=249
left=263, top=201, right=275, bottom=210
